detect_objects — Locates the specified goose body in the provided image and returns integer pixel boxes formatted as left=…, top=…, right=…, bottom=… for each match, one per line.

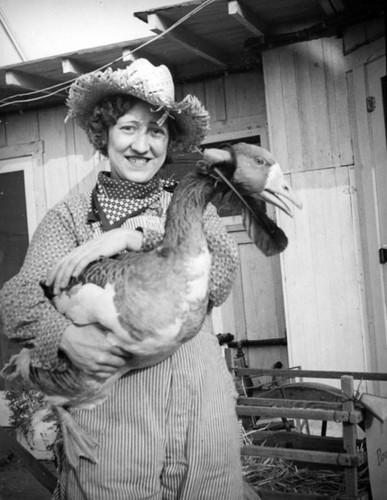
left=51, top=171, right=216, bottom=369
left=2, top=143, right=302, bottom=467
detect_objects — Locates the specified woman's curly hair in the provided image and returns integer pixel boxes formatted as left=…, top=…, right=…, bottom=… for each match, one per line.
left=85, top=95, right=179, bottom=157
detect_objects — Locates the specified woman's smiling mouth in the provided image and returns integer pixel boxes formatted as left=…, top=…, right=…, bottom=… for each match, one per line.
left=125, top=156, right=150, bottom=166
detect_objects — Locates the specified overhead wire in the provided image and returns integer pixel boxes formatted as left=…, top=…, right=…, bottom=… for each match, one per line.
left=0, top=0, right=217, bottom=110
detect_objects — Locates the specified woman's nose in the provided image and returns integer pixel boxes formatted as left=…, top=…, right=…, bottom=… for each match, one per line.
left=131, top=130, right=149, bottom=154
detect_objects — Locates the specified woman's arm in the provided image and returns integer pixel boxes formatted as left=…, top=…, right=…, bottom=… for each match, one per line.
left=0, top=199, right=140, bottom=372
left=202, top=203, right=239, bottom=307
left=47, top=227, right=143, bottom=295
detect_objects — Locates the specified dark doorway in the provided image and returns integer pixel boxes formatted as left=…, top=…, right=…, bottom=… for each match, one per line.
left=0, top=170, right=29, bottom=389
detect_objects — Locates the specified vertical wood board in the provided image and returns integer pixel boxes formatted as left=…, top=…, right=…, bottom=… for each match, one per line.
left=4, top=111, right=39, bottom=146
left=322, top=38, right=353, bottom=166
left=224, top=71, right=266, bottom=121
left=0, top=118, right=6, bottom=147
left=38, top=106, right=70, bottom=209
left=262, top=48, right=290, bottom=169
left=263, top=38, right=353, bottom=172
left=297, top=40, right=333, bottom=169
left=181, top=81, right=206, bottom=107
left=204, top=76, right=226, bottom=122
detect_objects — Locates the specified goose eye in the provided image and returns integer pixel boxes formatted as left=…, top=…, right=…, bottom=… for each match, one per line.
left=255, top=156, right=264, bottom=165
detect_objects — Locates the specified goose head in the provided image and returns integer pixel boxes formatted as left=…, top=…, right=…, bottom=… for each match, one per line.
left=202, top=143, right=302, bottom=256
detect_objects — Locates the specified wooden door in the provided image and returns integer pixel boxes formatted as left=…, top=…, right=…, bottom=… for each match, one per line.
left=346, top=38, right=387, bottom=394
left=366, top=56, right=387, bottom=309
left=0, top=157, right=36, bottom=389
left=212, top=214, right=288, bottom=372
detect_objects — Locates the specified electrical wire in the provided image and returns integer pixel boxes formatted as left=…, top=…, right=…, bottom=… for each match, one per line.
left=0, top=0, right=217, bottom=109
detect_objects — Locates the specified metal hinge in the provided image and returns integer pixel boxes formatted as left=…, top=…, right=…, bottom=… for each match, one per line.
left=379, top=247, right=387, bottom=264
left=366, top=96, right=376, bottom=113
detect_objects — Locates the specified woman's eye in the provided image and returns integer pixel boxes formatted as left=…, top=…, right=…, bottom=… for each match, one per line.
left=150, top=127, right=167, bottom=138
left=121, top=125, right=137, bottom=133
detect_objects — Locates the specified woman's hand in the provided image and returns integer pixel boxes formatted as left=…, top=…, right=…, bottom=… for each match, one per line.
left=60, top=323, right=128, bottom=378
left=47, top=228, right=143, bottom=295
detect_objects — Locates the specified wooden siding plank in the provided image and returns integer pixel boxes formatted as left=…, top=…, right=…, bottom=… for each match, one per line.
left=0, top=116, right=6, bottom=147
left=32, top=148, right=47, bottom=226
left=181, top=81, right=206, bottom=107
left=38, top=106, right=70, bottom=209
left=4, top=111, right=39, bottom=146
left=322, top=38, right=353, bottom=167
left=262, top=49, right=289, bottom=167
left=296, top=42, right=328, bottom=170
left=204, top=76, right=226, bottom=122
left=278, top=46, right=303, bottom=172
left=64, top=113, right=81, bottom=197
left=72, top=122, right=101, bottom=193
left=224, top=72, right=266, bottom=121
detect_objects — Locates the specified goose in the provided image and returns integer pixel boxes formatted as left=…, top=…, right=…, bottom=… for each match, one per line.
left=2, top=142, right=302, bottom=468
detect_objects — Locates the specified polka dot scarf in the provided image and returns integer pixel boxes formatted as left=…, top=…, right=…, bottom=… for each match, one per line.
left=88, top=171, right=177, bottom=231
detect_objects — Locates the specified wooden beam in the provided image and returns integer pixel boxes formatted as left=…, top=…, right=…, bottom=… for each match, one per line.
left=236, top=368, right=387, bottom=381
left=228, top=0, right=266, bottom=37
left=241, top=444, right=365, bottom=467
left=5, top=70, right=65, bottom=97
left=61, top=58, right=96, bottom=76
left=147, top=13, right=230, bottom=68
left=316, top=0, right=345, bottom=15
left=316, top=0, right=335, bottom=16
left=330, top=0, right=345, bottom=12
left=0, top=427, right=57, bottom=493
left=236, top=405, right=363, bottom=423
left=238, top=396, right=343, bottom=410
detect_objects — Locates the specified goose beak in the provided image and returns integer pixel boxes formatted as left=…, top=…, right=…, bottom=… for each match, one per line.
left=260, top=163, right=303, bottom=217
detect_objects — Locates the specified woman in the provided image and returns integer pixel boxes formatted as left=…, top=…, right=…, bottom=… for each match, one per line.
left=0, top=59, right=244, bottom=499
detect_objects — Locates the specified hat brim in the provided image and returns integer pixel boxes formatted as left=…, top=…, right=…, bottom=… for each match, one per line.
left=66, top=67, right=209, bottom=154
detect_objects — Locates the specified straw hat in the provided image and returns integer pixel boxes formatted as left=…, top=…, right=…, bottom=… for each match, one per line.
left=66, top=58, right=210, bottom=154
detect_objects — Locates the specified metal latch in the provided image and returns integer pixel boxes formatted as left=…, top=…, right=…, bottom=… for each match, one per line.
left=366, top=96, right=376, bottom=113
left=379, top=247, right=387, bottom=264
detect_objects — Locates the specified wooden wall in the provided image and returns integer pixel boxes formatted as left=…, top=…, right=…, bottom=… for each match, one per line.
left=262, top=37, right=371, bottom=388
left=0, top=106, right=105, bottom=234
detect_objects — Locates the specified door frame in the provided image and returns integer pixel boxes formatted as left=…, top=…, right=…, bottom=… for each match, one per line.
left=345, top=37, right=387, bottom=391
left=0, top=140, right=43, bottom=240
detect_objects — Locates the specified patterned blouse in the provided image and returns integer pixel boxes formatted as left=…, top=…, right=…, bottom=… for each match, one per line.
left=0, top=185, right=239, bottom=372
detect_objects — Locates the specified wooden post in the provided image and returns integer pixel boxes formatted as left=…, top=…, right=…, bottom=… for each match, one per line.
left=341, top=375, right=358, bottom=499
left=0, top=426, right=57, bottom=493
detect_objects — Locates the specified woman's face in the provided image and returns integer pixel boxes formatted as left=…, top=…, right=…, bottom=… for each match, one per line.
left=107, top=100, right=169, bottom=183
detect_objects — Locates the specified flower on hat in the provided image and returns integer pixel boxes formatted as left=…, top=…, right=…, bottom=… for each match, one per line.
left=66, top=59, right=210, bottom=154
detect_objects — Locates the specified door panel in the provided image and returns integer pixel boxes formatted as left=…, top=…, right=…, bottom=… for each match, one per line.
left=366, top=56, right=387, bottom=307
left=212, top=216, right=287, bottom=370
left=346, top=41, right=387, bottom=394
